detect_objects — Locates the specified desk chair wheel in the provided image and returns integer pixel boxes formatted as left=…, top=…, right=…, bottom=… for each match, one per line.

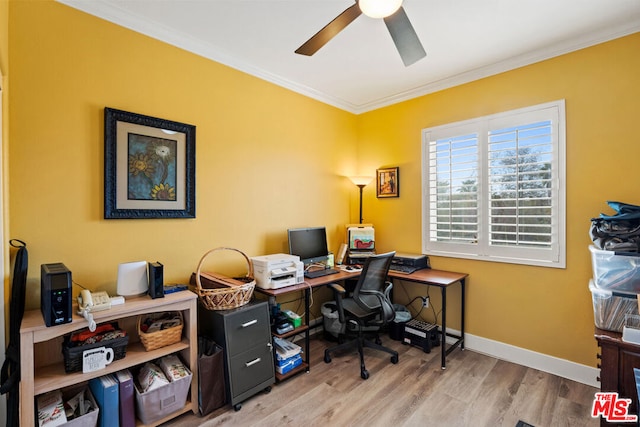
left=324, top=350, right=332, bottom=364
left=391, top=354, right=399, bottom=364
left=361, top=369, right=369, bottom=380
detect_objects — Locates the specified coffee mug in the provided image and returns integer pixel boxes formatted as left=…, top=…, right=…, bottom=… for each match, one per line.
left=82, top=346, right=114, bottom=373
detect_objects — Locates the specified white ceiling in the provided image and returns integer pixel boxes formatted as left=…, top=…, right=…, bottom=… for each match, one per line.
left=58, top=0, right=640, bottom=114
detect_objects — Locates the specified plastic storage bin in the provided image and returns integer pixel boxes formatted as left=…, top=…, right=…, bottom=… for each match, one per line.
left=590, top=280, right=639, bottom=332
left=322, top=302, right=345, bottom=340
left=590, top=245, right=640, bottom=294
left=59, top=385, right=99, bottom=427
left=135, top=368, right=192, bottom=425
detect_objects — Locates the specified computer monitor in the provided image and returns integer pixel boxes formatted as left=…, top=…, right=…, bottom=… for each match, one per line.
left=287, top=226, right=330, bottom=266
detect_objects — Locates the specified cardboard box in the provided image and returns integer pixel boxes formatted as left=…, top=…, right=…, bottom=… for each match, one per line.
left=275, top=353, right=302, bottom=375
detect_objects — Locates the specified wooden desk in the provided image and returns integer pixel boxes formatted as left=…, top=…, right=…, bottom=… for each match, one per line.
left=389, top=268, right=468, bottom=369
left=255, top=267, right=467, bottom=372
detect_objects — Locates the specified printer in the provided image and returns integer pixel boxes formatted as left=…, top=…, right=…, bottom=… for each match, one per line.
left=251, top=254, right=304, bottom=289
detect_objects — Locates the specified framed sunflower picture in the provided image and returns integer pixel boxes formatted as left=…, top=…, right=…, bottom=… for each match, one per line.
left=104, top=107, right=196, bottom=219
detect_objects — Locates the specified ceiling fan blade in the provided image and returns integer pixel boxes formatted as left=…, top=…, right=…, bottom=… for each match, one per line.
left=384, top=6, right=426, bottom=67
left=295, top=3, right=362, bottom=56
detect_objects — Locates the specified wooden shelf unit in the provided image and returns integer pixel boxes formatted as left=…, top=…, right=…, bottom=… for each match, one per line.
left=19, top=291, right=199, bottom=427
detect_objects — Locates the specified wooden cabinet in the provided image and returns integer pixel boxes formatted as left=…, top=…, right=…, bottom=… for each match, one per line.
left=198, top=300, right=275, bottom=411
left=595, top=327, right=640, bottom=426
left=19, top=291, right=198, bottom=427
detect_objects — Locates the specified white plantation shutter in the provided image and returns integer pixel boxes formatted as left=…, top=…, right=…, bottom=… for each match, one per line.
left=422, top=101, right=566, bottom=268
left=429, top=132, right=479, bottom=244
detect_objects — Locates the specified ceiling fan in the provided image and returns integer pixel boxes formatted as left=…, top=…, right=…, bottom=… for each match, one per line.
left=295, top=0, right=426, bottom=67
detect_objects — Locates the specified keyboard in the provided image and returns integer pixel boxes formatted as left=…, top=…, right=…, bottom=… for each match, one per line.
left=388, top=264, right=421, bottom=274
left=304, top=268, right=339, bottom=279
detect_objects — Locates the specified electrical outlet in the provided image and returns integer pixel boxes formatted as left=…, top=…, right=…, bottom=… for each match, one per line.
left=422, top=296, right=429, bottom=308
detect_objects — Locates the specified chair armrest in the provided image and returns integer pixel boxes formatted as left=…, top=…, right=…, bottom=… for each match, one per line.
left=328, top=283, right=346, bottom=323
left=360, top=281, right=396, bottom=323
left=384, top=281, right=393, bottom=299
left=329, top=283, right=346, bottom=295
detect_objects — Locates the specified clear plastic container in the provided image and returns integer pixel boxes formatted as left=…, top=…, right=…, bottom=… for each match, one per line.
left=590, top=245, right=640, bottom=294
left=590, top=280, right=638, bottom=332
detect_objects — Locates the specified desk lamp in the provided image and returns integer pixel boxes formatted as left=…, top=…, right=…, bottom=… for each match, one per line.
left=349, top=176, right=374, bottom=224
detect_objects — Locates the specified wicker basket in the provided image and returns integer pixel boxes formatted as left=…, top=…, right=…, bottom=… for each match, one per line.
left=193, top=247, right=255, bottom=310
left=137, top=311, right=183, bottom=351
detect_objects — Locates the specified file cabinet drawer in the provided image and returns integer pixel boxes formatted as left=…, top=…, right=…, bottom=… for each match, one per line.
left=229, top=343, right=274, bottom=397
left=225, top=306, right=270, bottom=355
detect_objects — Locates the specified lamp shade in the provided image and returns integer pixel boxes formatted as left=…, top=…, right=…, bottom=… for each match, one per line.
left=358, top=0, right=403, bottom=19
left=349, top=176, right=374, bottom=187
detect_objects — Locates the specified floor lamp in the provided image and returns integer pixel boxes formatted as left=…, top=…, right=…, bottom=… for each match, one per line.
left=349, top=176, right=374, bottom=224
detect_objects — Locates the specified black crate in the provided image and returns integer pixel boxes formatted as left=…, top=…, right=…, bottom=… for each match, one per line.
left=62, top=323, right=129, bottom=373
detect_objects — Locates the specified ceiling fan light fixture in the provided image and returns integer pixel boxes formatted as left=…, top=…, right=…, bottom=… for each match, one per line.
left=359, top=0, right=403, bottom=19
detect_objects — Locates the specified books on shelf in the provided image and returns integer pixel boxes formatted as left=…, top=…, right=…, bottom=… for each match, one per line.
left=115, top=369, right=135, bottom=427
left=36, top=390, right=66, bottom=427
left=89, top=374, right=120, bottom=427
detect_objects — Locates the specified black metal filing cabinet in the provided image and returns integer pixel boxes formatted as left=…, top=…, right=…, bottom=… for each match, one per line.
left=198, top=300, right=275, bottom=411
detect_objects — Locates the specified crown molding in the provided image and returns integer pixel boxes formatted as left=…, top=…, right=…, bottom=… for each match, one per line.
left=57, top=0, right=640, bottom=115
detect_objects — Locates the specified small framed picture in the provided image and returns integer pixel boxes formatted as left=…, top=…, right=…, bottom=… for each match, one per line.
left=376, top=167, right=399, bottom=198
left=104, top=108, right=196, bottom=219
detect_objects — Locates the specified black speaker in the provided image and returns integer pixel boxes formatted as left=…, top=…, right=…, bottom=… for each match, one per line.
left=148, top=262, right=164, bottom=299
left=41, top=263, right=73, bottom=327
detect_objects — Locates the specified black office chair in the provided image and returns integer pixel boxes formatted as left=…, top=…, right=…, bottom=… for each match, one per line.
left=324, top=251, right=399, bottom=379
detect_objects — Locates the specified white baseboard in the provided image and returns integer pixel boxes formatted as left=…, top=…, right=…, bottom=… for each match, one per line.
left=450, top=329, right=600, bottom=388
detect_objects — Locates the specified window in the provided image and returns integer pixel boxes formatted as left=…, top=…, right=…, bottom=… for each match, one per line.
left=421, top=100, right=566, bottom=268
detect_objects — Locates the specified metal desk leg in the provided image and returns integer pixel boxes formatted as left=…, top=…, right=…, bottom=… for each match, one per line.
left=460, top=278, right=465, bottom=350
left=305, top=287, right=310, bottom=372
left=441, top=286, right=447, bottom=369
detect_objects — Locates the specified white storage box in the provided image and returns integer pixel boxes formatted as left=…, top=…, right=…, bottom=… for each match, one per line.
left=134, top=368, right=192, bottom=425
left=623, top=314, right=640, bottom=344
left=590, top=245, right=640, bottom=294
left=590, top=280, right=639, bottom=332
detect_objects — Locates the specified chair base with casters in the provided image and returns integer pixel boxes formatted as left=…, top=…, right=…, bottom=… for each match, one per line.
left=323, top=316, right=399, bottom=379
left=323, top=251, right=399, bottom=380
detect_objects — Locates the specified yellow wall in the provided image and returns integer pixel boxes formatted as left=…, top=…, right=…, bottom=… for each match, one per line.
left=1, top=0, right=9, bottom=324
left=7, top=0, right=640, bottom=368
left=359, top=33, right=640, bottom=366
left=8, top=1, right=357, bottom=322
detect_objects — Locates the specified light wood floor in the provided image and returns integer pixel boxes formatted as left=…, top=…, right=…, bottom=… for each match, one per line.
left=166, top=334, right=599, bottom=427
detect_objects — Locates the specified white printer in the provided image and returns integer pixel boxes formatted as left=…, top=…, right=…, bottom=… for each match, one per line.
left=251, top=254, right=304, bottom=289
